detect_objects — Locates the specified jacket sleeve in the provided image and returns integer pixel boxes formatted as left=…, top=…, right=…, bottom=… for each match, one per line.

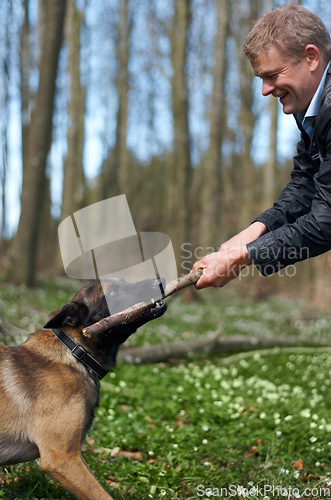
left=253, top=135, right=319, bottom=231
left=247, top=126, right=331, bottom=276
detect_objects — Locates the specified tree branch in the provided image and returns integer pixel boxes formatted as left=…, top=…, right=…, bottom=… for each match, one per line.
left=82, top=269, right=203, bottom=337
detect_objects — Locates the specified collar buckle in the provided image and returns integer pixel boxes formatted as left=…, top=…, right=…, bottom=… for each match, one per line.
left=51, top=328, right=108, bottom=379
left=71, top=343, right=88, bottom=361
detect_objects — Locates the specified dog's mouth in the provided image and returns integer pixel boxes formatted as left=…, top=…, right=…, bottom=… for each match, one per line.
left=123, top=298, right=167, bottom=327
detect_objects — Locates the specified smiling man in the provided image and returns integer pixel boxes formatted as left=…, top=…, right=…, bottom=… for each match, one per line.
left=194, top=3, right=331, bottom=288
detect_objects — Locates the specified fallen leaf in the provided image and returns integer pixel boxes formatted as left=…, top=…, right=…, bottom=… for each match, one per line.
left=106, top=480, right=120, bottom=489
left=110, top=447, right=143, bottom=460
left=293, top=458, right=303, bottom=470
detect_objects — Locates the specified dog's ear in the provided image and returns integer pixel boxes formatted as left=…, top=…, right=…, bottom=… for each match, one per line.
left=44, top=302, right=89, bottom=329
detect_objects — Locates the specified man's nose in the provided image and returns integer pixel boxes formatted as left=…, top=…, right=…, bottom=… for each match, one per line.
left=262, top=79, right=276, bottom=96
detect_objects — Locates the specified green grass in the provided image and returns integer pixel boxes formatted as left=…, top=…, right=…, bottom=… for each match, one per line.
left=0, top=278, right=330, bottom=499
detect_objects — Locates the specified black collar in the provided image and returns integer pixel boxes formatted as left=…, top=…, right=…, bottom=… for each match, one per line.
left=51, top=328, right=108, bottom=379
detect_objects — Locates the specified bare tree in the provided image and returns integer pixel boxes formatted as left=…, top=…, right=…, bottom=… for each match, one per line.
left=61, top=0, right=86, bottom=220
left=233, top=0, right=259, bottom=229
left=8, top=0, right=67, bottom=285
left=198, top=0, right=228, bottom=246
left=0, top=2, right=14, bottom=240
left=167, top=0, right=193, bottom=258
left=100, top=0, right=131, bottom=199
left=20, top=0, right=31, bottom=170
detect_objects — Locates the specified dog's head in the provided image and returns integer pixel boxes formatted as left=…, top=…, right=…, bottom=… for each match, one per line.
left=44, top=277, right=166, bottom=366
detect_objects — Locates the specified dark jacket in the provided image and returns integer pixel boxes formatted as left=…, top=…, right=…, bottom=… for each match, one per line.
left=247, top=62, right=331, bottom=276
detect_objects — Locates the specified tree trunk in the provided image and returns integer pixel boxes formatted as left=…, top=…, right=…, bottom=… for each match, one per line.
left=101, top=0, right=130, bottom=199
left=61, top=0, right=86, bottom=220
left=168, top=0, right=193, bottom=264
left=119, top=334, right=322, bottom=365
left=20, top=0, right=31, bottom=171
left=235, top=0, right=259, bottom=229
left=263, top=96, right=278, bottom=209
left=198, top=0, right=228, bottom=247
left=8, top=0, right=66, bottom=286
left=0, top=2, right=14, bottom=239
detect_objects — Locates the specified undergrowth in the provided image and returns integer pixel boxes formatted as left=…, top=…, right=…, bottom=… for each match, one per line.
left=0, top=278, right=330, bottom=499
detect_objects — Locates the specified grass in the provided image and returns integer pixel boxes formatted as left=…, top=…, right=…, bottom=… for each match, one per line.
left=0, top=277, right=330, bottom=499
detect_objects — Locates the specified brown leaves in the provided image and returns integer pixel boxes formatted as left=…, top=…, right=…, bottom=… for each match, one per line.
left=293, top=457, right=304, bottom=470
left=110, top=447, right=143, bottom=461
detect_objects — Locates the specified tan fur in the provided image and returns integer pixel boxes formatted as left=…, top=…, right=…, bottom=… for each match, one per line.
left=0, top=278, right=166, bottom=499
left=0, top=332, right=111, bottom=499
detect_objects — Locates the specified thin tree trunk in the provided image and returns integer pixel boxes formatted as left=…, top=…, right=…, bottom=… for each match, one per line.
left=199, top=0, right=228, bottom=247
left=168, top=0, right=193, bottom=262
left=100, top=0, right=130, bottom=198
left=235, top=0, right=259, bottom=229
left=263, top=96, right=278, bottom=208
left=20, top=0, right=31, bottom=170
left=0, top=2, right=13, bottom=239
left=8, top=0, right=67, bottom=286
left=61, top=0, right=86, bottom=220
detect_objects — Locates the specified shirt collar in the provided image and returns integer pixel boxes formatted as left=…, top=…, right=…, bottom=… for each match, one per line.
left=296, top=60, right=331, bottom=125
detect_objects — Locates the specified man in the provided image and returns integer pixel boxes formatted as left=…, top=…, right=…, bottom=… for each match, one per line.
left=193, top=3, right=331, bottom=289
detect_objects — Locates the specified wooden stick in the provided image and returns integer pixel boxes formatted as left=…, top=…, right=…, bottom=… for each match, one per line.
left=82, top=268, right=203, bottom=336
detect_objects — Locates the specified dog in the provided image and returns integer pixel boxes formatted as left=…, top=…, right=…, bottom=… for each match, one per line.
left=0, top=277, right=166, bottom=499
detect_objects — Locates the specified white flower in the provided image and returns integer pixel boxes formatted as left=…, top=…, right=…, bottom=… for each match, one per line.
left=284, top=415, right=293, bottom=421
left=310, top=436, right=318, bottom=443
left=294, top=470, right=300, bottom=479
left=300, top=408, right=311, bottom=418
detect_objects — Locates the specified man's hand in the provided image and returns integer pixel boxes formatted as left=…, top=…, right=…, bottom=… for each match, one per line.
left=193, top=245, right=251, bottom=289
left=193, top=222, right=267, bottom=289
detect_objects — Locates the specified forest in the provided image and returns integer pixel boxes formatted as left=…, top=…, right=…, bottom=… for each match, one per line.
left=0, top=0, right=331, bottom=299
left=0, top=2, right=330, bottom=498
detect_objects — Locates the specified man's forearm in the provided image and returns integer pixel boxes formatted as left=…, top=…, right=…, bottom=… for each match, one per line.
left=193, top=222, right=268, bottom=289
left=220, top=222, right=268, bottom=250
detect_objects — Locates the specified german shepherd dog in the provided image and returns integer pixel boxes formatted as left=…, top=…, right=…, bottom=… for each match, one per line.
left=0, top=277, right=166, bottom=499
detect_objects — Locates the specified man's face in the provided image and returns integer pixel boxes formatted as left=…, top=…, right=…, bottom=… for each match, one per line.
left=251, top=45, right=321, bottom=115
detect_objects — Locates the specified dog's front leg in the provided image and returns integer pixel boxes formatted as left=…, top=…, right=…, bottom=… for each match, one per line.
left=39, top=449, right=113, bottom=500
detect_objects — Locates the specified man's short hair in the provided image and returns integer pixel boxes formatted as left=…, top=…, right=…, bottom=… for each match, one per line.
left=243, top=2, right=331, bottom=64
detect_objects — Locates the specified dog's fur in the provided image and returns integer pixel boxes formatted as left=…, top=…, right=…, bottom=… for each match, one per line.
left=0, top=277, right=166, bottom=499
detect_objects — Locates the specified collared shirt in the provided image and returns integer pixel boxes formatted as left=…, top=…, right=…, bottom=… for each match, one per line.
left=296, top=60, right=331, bottom=139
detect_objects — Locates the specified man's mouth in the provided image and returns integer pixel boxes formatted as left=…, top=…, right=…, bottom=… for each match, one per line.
left=278, top=91, right=288, bottom=101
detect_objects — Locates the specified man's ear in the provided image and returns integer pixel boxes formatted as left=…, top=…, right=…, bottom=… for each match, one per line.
left=305, top=44, right=321, bottom=72
left=44, top=302, right=88, bottom=329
